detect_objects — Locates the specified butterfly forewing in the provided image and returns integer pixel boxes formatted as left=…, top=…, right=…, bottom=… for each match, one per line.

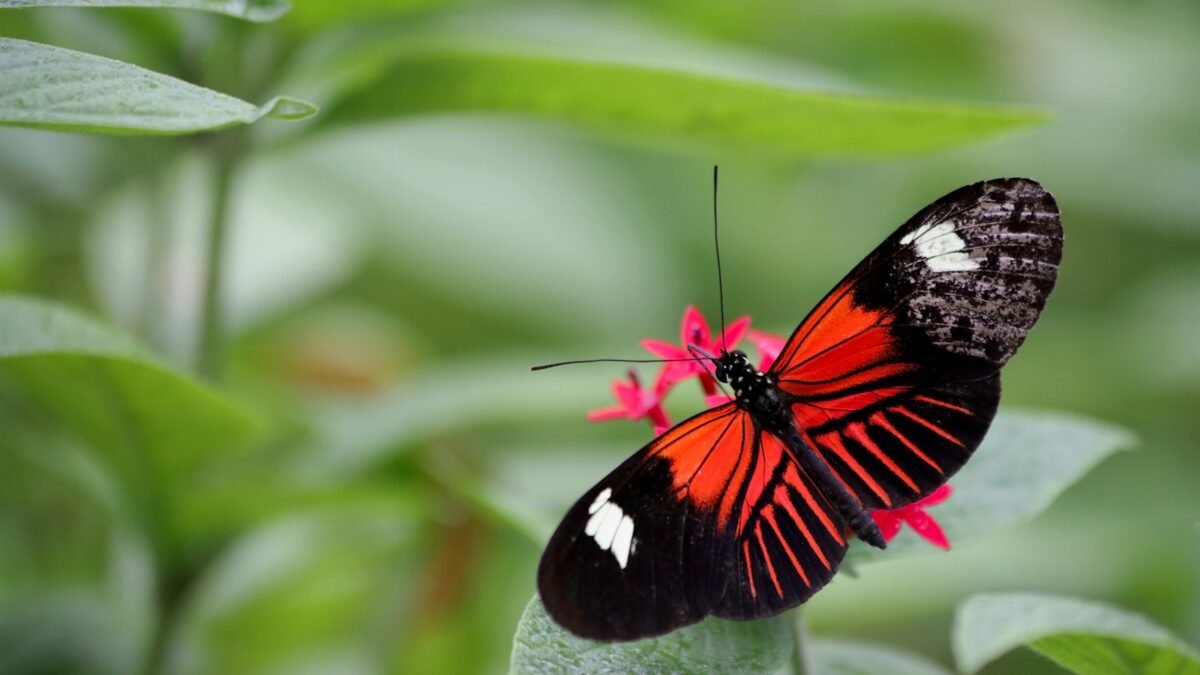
left=771, top=178, right=1061, bottom=509
left=538, top=403, right=754, bottom=641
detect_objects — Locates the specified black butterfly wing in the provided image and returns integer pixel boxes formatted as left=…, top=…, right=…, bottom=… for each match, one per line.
left=538, top=403, right=753, bottom=640
left=769, top=178, right=1062, bottom=510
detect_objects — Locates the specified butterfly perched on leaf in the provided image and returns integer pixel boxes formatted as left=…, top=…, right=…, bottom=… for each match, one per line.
left=537, top=177, right=1063, bottom=641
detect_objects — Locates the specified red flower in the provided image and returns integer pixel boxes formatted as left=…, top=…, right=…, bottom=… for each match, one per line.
left=705, top=393, right=734, bottom=408
left=746, top=328, right=786, bottom=371
left=871, top=485, right=954, bottom=550
left=587, top=370, right=672, bottom=436
left=642, top=305, right=750, bottom=396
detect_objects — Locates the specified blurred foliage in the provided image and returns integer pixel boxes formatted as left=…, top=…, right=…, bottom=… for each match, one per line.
left=1, top=0, right=1198, bottom=674
left=953, top=593, right=1200, bottom=675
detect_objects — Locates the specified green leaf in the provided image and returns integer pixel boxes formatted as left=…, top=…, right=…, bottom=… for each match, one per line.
left=953, top=592, right=1200, bottom=675
left=322, top=48, right=1049, bottom=158
left=285, top=0, right=459, bottom=33
left=0, top=38, right=316, bottom=134
left=0, top=0, right=290, bottom=21
left=510, top=596, right=792, bottom=675
left=0, top=296, right=262, bottom=537
left=809, top=638, right=953, bottom=675
left=847, top=410, right=1134, bottom=562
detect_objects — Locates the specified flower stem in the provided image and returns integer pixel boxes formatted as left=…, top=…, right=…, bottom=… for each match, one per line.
left=197, top=139, right=240, bottom=380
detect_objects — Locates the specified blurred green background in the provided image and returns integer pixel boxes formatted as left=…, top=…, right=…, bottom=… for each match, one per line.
left=1, top=0, right=1198, bottom=673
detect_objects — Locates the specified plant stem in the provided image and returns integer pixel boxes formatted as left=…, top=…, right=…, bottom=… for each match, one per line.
left=197, top=140, right=240, bottom=380
left=791, top=610, right=809, bottom=675
left=139, top=562, right=196, bottom=675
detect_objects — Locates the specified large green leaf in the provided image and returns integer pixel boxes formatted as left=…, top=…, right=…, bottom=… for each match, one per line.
left=0, top=38, right=315, bottom=134
left=0, top=0, right=289, bottom=21
left=0, top=296, right=262, bottom=537
left=321, top=48, right=1048, bottom=158
left=510, top=596, right=792, bottom=675
left=953, top=592, right=1200, bottom=675
left=847, top=410, right=1134, bottom=563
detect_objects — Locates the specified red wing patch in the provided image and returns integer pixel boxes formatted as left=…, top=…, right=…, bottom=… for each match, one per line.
left=648, top=402, right=754, bottom=529
left=772, top=280, right=897, bottom=383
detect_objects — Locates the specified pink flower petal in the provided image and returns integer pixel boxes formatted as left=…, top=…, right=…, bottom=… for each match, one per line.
left=747, top=329, right=786, bottom=370
left=705, top=393, right=734, bottom=407
left=648, top=404, right=672, bottom=436
left=652, top=362, right=698, bottom=394
left=641, top=339, right=688, bottom=361
left=680, top=305, right=712, bottom=347
left=719, top=315, right=752, bottom=351
left=918, top=484, right=954, bottom=506
left=903, top=509, right=951, bottom=550
left=871, top=510, right=903, bottom=541
left=587, top=406, right=629, bottom=422
left=611, top=381, right=639, bottom=408
left=588, top=370, right=668, bottom=424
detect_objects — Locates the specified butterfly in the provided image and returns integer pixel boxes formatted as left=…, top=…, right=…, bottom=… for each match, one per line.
left=537, top=177, right=1063, bottom=641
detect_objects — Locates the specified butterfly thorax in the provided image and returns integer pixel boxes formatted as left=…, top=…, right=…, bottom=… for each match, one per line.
left=714, top=350, right=789, bottom=431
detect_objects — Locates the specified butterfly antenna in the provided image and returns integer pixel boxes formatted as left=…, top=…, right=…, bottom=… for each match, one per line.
left=712, top=165, right=728, bottom=355
left=531, top=356, right=705, bottom=372
left=687, top=345, right=732, bottom=398
left=687, top=344, right=719, bottom=364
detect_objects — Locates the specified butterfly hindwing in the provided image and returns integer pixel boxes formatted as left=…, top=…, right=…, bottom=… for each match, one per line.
left=799, top=376, right=1000, bottom=510
left=714, top=432, right=848, bottom=620
left=538, top=403, right=755, bottom=641
left=771, top=178, right=1061, bottom=509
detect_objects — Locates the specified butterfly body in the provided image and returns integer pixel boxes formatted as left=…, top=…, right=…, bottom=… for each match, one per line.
left=538, top=178, right=1063, bottom=641
left=716, top=349, right=887, bottom=548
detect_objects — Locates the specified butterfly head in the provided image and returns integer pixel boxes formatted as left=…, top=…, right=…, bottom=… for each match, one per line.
left=714, top=349, right=778, bottom=408
left=713, top=349, right=749, bottom=384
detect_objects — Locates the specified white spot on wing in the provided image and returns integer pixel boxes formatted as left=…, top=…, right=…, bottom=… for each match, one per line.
left=589, top=488, right=612, bottom=515
left=611, top=516, right=634, bottom=568
left=582, top=489, right=637, bottom=569
left=594, top=505, right=622, bottom=549
left=900, top=220, right=980, bottom=273
left=585, top=502, right=610, bottom=537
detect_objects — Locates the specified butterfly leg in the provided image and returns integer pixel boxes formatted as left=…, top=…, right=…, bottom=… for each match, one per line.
left=776, top=425, right=886, bottom=549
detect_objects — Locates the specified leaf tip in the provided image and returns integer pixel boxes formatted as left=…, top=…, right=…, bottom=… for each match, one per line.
left=244, top=0, right=292, bottom=22
left=260, top=96, right=319, bottom=121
